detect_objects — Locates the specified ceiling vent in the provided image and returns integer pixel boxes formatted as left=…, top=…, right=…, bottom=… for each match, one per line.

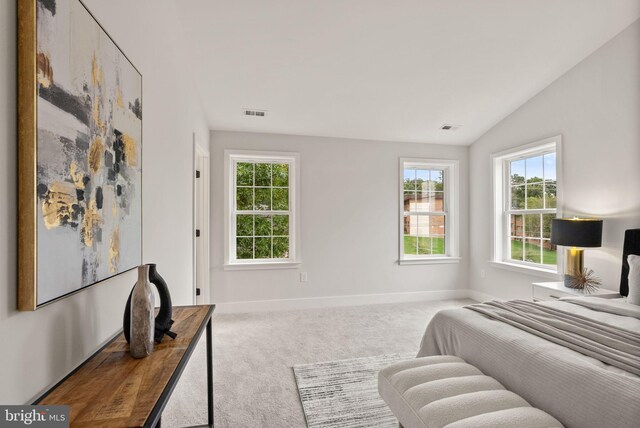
left=242, top=108, right=267, bottom=117
left=441, top=124, right=461, bottom=131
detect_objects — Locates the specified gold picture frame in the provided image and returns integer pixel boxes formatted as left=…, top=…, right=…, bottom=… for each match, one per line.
left=18, top=0, right=143, bottom=310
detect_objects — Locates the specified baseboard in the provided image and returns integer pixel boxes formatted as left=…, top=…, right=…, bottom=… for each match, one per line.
left=467, top=289, right=497, bottom=303
left=215, top=289, right=470, bottom=313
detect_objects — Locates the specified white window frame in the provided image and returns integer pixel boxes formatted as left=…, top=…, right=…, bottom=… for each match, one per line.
left=490, top=136, right=563, bottom=278
left=399, top=158, right=460, bottom=265
left=224, top=150, right=301, bottom=270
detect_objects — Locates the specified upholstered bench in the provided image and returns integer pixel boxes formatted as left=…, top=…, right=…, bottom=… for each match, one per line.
left=378, top=355, right=563, bottom=428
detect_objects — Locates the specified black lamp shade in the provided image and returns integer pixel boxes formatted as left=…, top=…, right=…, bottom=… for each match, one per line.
left=550, top=218, right=603, bottom=247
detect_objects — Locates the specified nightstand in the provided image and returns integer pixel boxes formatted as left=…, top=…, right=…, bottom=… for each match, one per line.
left=532, top=281, right=620, bottom=302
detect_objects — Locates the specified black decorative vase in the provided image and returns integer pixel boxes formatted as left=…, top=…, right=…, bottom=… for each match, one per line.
left=124, top=263, right=177, bottom=344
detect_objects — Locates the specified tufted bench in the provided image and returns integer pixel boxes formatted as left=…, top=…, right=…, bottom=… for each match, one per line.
left=378, top=355, right=563, bottom=428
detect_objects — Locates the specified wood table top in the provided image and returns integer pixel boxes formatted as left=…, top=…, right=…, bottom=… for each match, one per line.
left=36, top=305, right=214, bottom=427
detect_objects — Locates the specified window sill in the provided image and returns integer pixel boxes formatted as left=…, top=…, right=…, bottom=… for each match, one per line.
left=224, top=261, right=301, bottom=271
left=489, top=261, right=560, bottom=280
left=399, top=257, right=461, bottom=266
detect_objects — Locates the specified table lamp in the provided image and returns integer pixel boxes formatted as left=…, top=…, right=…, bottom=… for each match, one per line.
left=551, top=218, right=603, bottom=287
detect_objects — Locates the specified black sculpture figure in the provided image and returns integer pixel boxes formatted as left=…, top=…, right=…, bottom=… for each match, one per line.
left=124, top=264, right=177, bottom=343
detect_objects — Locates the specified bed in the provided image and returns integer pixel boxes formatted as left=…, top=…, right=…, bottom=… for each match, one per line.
left=417, top=229, right=640, bottom=428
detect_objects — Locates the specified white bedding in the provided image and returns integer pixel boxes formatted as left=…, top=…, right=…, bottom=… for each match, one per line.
left=557, top=296, right=640, bottom=320
left=417, top=297, right=640, bottom=428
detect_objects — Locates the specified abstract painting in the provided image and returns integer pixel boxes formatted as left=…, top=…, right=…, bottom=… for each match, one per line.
left=18, top=0, right=142, bottom=309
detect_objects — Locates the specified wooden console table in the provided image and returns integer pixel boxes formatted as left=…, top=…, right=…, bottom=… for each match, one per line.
left=34, top=305, right=216, bottom=427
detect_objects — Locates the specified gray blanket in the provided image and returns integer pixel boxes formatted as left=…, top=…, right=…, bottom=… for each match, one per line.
left=418, top=297, right=640, bottom=428
left=561, top=296, right=640, bottom=319
left=465, top=300, right=640, bottom=375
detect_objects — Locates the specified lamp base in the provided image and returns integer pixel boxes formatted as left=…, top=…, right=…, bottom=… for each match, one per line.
left=563, top=274, right=576, bottom=288
left=563, top=247, right=584, bottom=288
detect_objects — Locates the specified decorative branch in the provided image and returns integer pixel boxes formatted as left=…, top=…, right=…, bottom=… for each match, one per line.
left=566, top=268, right=602, bottom=294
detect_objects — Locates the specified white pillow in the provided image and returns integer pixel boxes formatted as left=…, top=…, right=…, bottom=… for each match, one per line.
left=627, top=254, right=640, bottom=305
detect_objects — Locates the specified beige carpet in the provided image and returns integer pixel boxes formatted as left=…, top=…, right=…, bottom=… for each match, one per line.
left=162, top=298, right=473, bottom=428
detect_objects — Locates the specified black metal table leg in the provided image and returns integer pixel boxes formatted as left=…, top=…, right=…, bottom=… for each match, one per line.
left=207, top=317, right=214, bottom=427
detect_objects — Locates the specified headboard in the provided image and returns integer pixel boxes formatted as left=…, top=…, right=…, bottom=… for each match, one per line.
left=620, top=229, right=640, bottom=296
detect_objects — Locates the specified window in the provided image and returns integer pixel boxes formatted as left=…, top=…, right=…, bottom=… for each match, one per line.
left=225, top=151, right=299, bottom=267
left=492, top=136, right=561, bottom=272
left=399, top=159, right=459, bottom=264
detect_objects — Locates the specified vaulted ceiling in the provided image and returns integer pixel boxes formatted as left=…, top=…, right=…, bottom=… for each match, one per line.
left=176, top=0, right=640, bottom=145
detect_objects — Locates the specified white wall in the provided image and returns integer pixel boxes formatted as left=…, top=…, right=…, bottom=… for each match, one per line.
left=469, top=20, right=640, bottom=300
left=0, top=0, right=208, bottom=404
left=210, top=131, right=469, bottom=310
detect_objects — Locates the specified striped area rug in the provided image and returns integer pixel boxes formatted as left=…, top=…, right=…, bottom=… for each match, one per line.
left=293, top=353, right=415, bottom=428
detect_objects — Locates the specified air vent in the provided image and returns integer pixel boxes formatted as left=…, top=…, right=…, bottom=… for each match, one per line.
left=242, top=108, right=267, bottom=117
left=441, top=124, right=461, bottom=131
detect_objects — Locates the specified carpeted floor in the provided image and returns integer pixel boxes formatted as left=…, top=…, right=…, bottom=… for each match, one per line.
left=162, top=298, right=473, bottom=428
